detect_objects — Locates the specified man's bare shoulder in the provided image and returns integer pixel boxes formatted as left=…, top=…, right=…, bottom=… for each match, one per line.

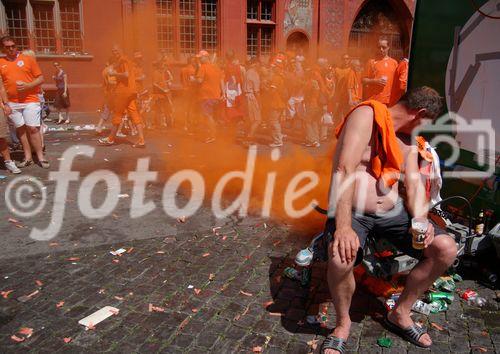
left=347, top=105, right=374, bottom=122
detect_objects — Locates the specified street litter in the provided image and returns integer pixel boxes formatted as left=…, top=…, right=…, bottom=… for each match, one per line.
left=78, top=306, right=119, bottom=329
left=431, top=322, right=444, bottom=331
left=307, top=339, right=319, bottom=350
left=66, top=257, right=80, bottom=261
left=17, top=290, right=40, bottom=303
left=212, top=226, right=221, bottom=234
left=460, top=289, right=487, bottom=307
left=202, top=252, right=210, bottom=257
left=110, top=248, right=127, bottom=256
left=117, top=194, right=129, bottom=199
left=56, top=301, right=65, bottom=308
left=35, top=280, right=43, bottom=286
left=1, top=290, right=14, bottom=298
left=194, top=288, right=201, bottom=295
left=209, top=273, right=215, bottom=281
left=0, top=175, right=7, bottom=180
left=11, top=327, right=34, bottom=343
left=187, top=285, right=194, bottom=289
left=149, top=303, right=165, bottom=313
left=240, top=290, right=253, bottom=297
left=377, top=337, right=392, bottom=348
left=177, top=216, right=186, bottom=223
left=63, top=337, right=72, bottom=343
left=252, top=346, right=263, bottom=353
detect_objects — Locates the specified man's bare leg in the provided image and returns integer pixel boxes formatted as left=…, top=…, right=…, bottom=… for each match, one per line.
left=388, top=236, right=457, bottom=346
left=325, top=245, right=356, bottom=354
left=27, top=126, right=46, bottom=162
left=16, top=125, right=33, bottom=162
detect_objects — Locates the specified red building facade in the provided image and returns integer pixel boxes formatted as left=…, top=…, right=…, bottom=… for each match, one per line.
left=0, top=0, right=415, bottom=111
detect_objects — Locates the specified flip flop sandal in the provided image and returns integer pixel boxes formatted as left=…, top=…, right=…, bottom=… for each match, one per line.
left=320, top=335, right=346, bottom=354
left=384, top=314, right=431, bottom=348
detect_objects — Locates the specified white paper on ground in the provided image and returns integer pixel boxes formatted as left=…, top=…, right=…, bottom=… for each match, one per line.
left=110, top=248, right=127, bottom=256
left=78, top=306, right=119, bottom=328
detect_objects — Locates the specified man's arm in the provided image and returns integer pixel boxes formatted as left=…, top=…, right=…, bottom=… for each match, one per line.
left=0, top=79, right=11, bottom=115
left=404, top=147, right=429, bottom=218
left=329, top=106, right=374, bottom=263
left=17, top=75, right=44, bottom=92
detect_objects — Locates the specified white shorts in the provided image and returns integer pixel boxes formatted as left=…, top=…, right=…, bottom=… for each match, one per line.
left=8, top=102, right=42, bottom=128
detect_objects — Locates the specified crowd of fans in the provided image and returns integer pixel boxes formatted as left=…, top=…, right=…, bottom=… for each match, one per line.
left=95, top=36, right=408, bottom=149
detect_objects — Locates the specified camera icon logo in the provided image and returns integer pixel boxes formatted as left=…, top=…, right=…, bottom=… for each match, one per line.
left=412, top=113, right=496, bottom=179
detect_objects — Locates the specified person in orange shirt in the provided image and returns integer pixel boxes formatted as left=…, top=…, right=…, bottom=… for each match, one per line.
left=346, top=59, right=363, bottom=109
left=334, top=54, right=353, bottom=122
left=266, top=61, right=287, bottom=147
left=180, top=56, right=198, bottom=133
left=0, top=36, right=48, bottom=168
left=362, top=37, right=398, bottom=104
left=195, top=50, right=223, bottom=144
left=98, top=45, right=146, bottom=148
left=389, top=57, right=409, bottom=106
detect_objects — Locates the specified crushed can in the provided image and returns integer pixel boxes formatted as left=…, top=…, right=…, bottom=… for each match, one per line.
left=411, top=300, right=432, bottom=315
left=295, top=248, right=314, bottom=267
left=429, top=299, right=448, bottom=313
left=300, top=267, right=312, bottom=287
left=460, top=289, right=478, bottom=301
left=433, top=277, right=456, bottom=292
left=283, top=267, right=301, bottom=281
left=426, top=292, right=454, bottom=304
left=385, top=298, right=396, bottom=311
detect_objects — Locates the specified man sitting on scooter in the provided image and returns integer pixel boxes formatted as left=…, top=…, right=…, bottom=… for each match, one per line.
left=321, top=87, right=457, bottom=353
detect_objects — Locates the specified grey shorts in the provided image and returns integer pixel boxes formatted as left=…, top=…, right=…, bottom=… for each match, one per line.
left=324, top=205, right=448, bottom=261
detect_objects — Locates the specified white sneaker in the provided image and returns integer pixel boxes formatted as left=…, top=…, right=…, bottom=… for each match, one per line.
left=5, top=160, right=21, bottom=174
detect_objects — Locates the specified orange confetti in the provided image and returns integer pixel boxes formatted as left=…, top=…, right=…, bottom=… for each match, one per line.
left=431, top=322, right=444, bottom=331
left=56, top=301, right=65, bottom=308
left=269, top=312, right=282, bottom=317
left=63, top=337, right=72, bottom=343
left=177, top=216, right=186, bottom=223
left=273, top=240, right=282, bottom=247
left=35, top=280, right=43, bottom=287
left=209, top=274, right=215, bottom=281
left=127, top=247, right=134, bottom=254
left=202, top=253, right=210, bottom=257
left=112, top=259, right=120, bottom=264
left=18, top=327, right=33, bottom=337
left=240, top=290, right=253, bottom=297
left=156, top=251, right=165, bottom=254
left=1, top=290, right=14, bottom=299
left=148, top=303, right=165, bottom=313
left=114, top=296, right=124, bottom=301
left=10, top=335, right=25, bottom=343
left=222, top=235, right=227, bottom=241
left=191, top=308, right=198, bottom=313
left=66, top=257, right=80, bottom=261
left=262, top=301, right=274, bottom=308
left=194, top=289, right=201, bottom=295
left=8, top=218, right=19, bottom=224
left=178, top=317, right=190, bottom=332
left=49, top=242, right=59, bottom=247
left=252, top=346, right=263, bottom=353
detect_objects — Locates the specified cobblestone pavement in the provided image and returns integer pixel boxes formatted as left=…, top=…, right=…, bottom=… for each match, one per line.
left=0, top=120, right=499, bottom=353
left=0, top=220, right=499, bottom=353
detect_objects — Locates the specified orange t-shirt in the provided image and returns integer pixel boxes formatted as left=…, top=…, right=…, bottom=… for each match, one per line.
left=364, top=57, right=398, bottom=104
left=181, top=64, right=196, bottom=90
left=334, top=66, right=352, bottom=106
left=389, top=59, right=409, bottom=106
left=347, top=70, right=363, bottom=104
left=0, top=53, right=42, bottom=103
left=114, top=56, right=136, bottom=93
left=335, top=100, right=403, bottom=187
left=268, top=73, right=286, bottom=110
left=196, top=63, right=222, bottom=100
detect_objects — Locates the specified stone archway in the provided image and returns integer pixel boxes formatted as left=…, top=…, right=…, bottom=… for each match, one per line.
left=348, top=0, right=410, bottom=62
left=286, top=31, right=310, bottom=56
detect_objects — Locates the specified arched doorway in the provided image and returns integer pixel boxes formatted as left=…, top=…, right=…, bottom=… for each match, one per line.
left=348, top=0, right=409, bottom=63
left=286, top=31, right=310, bottom=56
